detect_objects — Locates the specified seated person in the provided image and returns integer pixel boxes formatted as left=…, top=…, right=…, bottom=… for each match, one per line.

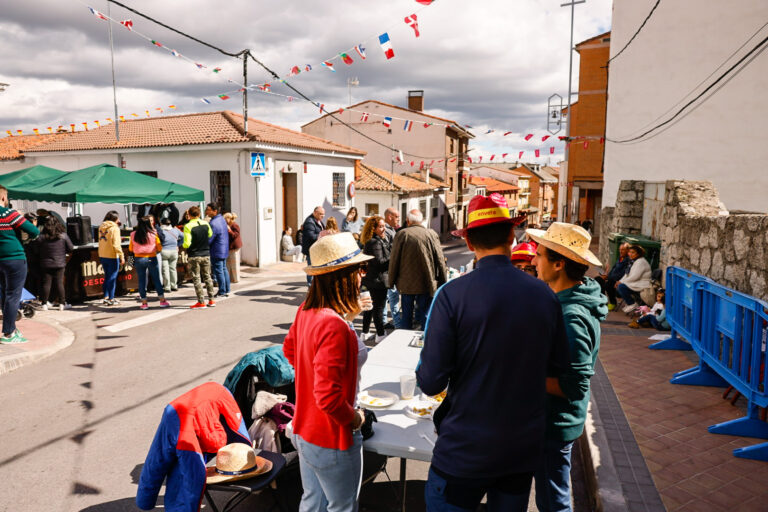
left=281, top=227, right=303, bottom=262
left=629, top=290, right=670, bottom=330
left=615, top=245, right=652, bottom=314
left=595, top=242, right=631, bottom=311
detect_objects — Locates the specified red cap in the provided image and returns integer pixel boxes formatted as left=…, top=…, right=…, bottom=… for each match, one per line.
left=510, top=241, right=537, bottom=262
left=451, top=193, right=512, bottom=237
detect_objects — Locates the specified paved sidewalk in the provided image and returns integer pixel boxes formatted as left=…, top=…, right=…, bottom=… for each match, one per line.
left=0, top=315, right=74, bottom=376
left=598, top=310, right=768, bottom=511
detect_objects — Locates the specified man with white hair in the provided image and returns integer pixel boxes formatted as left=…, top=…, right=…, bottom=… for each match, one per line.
left=388, top=209, right=447, bottom=329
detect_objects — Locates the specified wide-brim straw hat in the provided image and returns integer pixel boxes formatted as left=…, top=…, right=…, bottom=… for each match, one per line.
left=305, top=232, right=373, bottom=276
left=526, top=222, right=602, bottom=267
left=205, top=443, right=272, bottom=484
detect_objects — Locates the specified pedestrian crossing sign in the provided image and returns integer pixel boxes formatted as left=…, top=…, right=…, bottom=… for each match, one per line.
left=250, top=153, right=266, bottom=177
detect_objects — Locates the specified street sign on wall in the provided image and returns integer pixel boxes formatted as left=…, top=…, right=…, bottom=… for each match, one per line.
left=250, top=153, right=267, bottom=177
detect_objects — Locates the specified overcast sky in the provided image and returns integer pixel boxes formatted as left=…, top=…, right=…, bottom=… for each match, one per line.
left=0, top=0, right=612, bottom=163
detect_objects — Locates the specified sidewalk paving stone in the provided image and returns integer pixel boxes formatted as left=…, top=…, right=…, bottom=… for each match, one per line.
left=598, top=310, right=768, bottom=511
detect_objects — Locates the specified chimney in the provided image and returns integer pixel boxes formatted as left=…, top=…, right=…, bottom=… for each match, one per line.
left=408, top=90, right=424, bottom=111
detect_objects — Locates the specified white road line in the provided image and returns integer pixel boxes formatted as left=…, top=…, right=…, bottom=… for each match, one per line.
left=103, top=280, right=282, bottom=333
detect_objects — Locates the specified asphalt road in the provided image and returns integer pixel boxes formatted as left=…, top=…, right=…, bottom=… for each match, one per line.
left=0, top=245, right=585, bottom=512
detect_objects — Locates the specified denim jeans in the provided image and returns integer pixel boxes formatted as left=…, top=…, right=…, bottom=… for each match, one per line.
left=400, top=293, right=431, bottom=330
left=616, top=283, right=636, bottom=305
left=160, top=249, right=179, bottom=292
left=425, top=467, right=531, bottom=512
left=534, top=439, right=575, bottom=512
left=134, top=256, right=164, bottom=300
left=211, top=257, right=230, bottom=294
left=639, top=314, right=662, bottom=329
left=100, top=257, right=120, bottom=300
left=294, top=432, right=363, bottom=512
left=305, top=252, right=313, bottom=286
left=0, top=259, right=27, bottom=335
left=382, top=286, right=402, bottom=328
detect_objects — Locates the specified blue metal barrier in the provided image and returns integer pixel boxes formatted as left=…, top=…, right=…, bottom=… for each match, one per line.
left=649, top=266, right=711, bottom=351
left=697, top=285, right=768, bottom=442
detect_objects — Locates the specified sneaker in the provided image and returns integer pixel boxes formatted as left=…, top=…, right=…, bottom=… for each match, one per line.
left=607, top=303, right=616, bottom=311
left=111, top=299, right=121, bottom=305
left=42, top=302, right=51, bottom=311
left=140, top=303, right=149, bottom=310
left=0, top=330, right=28, bottom=344
left=622, top=304, right=638, bottom=314
left=375, top=334, right=386, bottom=344
left=628, top=320, right=640, bottom=329
left=171, top=287, right=178, bottom=292
left=58, top=303, right=72, bottom=311
left=159, top=300, right=170, bottom=308
left=102, top=299, right=112, bottom=306
left=190, top=302, right=207, bottom=309
left=207, top=300, right=216, bottom=308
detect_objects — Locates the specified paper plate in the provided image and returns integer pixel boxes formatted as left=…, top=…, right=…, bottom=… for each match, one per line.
left=404, top=401, right=435, bottom=420
left=421, top=390, right=447, bottom=404
left=358, top=389, right=399, bottom=408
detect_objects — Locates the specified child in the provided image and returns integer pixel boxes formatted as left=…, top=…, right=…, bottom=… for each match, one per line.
left=629, top=290, right=670, bottom=330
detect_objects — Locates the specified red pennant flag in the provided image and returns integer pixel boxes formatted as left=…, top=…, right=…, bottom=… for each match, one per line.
left=558, top=136, right=567, bottom=141
left=541, top=135, right=550, bottom=142
left=420, top=161, right=425, bottom=168
left=82, top=122, right=88, bottom=131
left=69, top=124, right=75, bottom=132
left=318, top=104, right=324, bottom=113
left=468, top=156, right=473, bottom=163
left=415, top=0, right=434, bottom=4
left=6, top=130, right=12, bottom=136
left=168, top=105, right=177, bottom=109
left=600, top=137, right=605, bottom=144
left=360, top=112, right=369, bottom=122
left=503, top=131, right=512, bottom=136
left=535, top=149, right=540, bottom=157
left=450, top=158, right=457, bottom=162
left=151, top=40, right=163, bottom=48
left=524, top=134, right=533, bottom=141
left=410, top=161, right=415, bottom=167
left=583, top=141, right=589, bottom=149
left=502, top=153, right=508, bottom=159
left=289, top=65, right=301, bottom=76
left=155, top=108, right=163, bottom=113
left=404, top=14, right=420, bottom=37
left=518, top=151, right=524, bottom=159
left=33, top=128, right=39, bottom=135
left=550, top=146, right=555, bottom=154
left=490, top=155, right=495, bottom=161
left=120, top=19, right=133, bottom=30
left=478, top=156, right=483, bottom=163
left=119, top=116, right=125, bottom=122
left=47, top=127, right=53, bottom=133
left=16, top=129, right=22, bottom=135
left=423, top=122, right=432, bottom=128
left=94, top=120, right=100, bottom=127
left=337, top=108, right=344, bottom=114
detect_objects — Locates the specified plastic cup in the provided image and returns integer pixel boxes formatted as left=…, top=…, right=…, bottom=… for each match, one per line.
left=359, top=290, right=373, bottom=311
left=400, top=375, right=417, bottom=400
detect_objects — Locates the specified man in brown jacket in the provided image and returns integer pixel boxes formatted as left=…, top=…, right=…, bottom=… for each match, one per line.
left=388, top=209, right=448, bottom=329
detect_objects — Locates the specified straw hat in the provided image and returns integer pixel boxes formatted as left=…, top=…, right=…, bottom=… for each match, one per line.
left=526, top=222, right=602, bottom=267
left=305, top=232, right=373, bottom=276
left=205, top=443, right=272, bottom=484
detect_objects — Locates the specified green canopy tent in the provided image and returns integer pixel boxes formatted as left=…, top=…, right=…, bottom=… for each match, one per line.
left=0, top=165, right=68, bottom=199
left=24, top=164, right=204, bottom=204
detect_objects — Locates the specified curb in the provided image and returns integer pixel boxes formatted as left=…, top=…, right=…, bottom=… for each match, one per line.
left=580, top=395, right=629, bottom=512
left=0, top=317, right=75, bottom=377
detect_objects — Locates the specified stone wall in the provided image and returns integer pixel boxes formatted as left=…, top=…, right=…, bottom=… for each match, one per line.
left=598, top=206, right=616, bottom=268
left=661, top=181, right=768, bottom=300
left=614, top=180, right=645, bottom=234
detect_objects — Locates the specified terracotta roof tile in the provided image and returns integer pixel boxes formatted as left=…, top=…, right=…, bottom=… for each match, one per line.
left=0, top=133, right=73, bottom=161
left=25, top=111, right=365, bottom=156
left=404, top=171, right=448, bottom=188
left=356, top=164, right=442, bottom=193
left=469, top=175, right=519, bottom=192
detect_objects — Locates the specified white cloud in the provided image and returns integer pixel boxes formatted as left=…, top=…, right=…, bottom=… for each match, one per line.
left=0, top=0, right=612, bottom=161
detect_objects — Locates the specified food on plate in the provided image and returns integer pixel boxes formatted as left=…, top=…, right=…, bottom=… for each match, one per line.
left=430, top=390, right=447, bottom=403
left=412, top=405, right=433, bottom=416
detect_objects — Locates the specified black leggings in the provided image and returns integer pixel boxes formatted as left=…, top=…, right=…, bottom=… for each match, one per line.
left=594, top=276, right=618, bottom=305
left=41, top=267, right=66, bottom=304
left=362, top=288, right=388, bottom=336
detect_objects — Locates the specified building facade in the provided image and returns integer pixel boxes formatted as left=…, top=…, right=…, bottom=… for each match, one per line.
left=20, top=111, right=364, bottom=266
left=603, top=1, right=768, bottom=213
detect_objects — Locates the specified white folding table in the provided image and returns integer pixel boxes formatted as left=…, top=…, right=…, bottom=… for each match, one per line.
left=360, top=330, right=438, bottom=511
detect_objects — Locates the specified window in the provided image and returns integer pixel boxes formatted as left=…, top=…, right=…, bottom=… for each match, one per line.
left=137, top=171, right=158, bottom=178
left=449, top=138, right=455, bottom=154
left=332, top=172, right=346, bottom=207
left=210, top=170, right=231, bottom=213
left=401, top=203, right=407, bottom=225
left=432, top=207, right=438, bottom=218
left=365, top=203, right=379, bottom=216
left=449, top=177, right=454, bottom=191
left=419, top=200, right=427, bottom=221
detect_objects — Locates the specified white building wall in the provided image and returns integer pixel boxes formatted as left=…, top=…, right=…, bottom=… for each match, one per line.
left=356, top=191, right=396, bottom=219
left=604, top=0, right=768, bottom=213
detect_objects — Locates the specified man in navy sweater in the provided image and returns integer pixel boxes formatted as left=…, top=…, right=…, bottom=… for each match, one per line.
left=417, top=194, right=569, bottom=511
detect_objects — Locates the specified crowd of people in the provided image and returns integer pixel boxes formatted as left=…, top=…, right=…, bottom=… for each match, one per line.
left=282, top=193, right=614, bottom=511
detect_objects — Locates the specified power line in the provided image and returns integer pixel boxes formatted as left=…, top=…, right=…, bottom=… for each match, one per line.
left=608, top=33, right=768, bottom=144
left=106, top=0, right=243, bottom=57
left=608, top=0, right=660, bottom=63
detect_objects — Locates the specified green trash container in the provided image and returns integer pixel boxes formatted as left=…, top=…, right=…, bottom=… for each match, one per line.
left=607, top=233, right=627, bottom=269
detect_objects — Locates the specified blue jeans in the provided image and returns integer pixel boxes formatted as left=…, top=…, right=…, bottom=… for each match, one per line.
left=639, top=314, right=662, bottom=329
left=134, top=257, right=164, bottom=300
left=100, top=257, right=120, bottom=300
left=382, top=286, right=402, bottom=328
left=0, top=259, right=27, bottom=335
left=400, top=293, right=431, bottom=330
left=616, top=283, right=638, bottom=305
left=294, top=432, right=363, bottom=512
left=305, top=252, right=313, bottom=286
left=534, top=439, right=574, bottom=512
left=425, top=468, right=531, bottom=512
left=211, top=257, right=230, bottom=294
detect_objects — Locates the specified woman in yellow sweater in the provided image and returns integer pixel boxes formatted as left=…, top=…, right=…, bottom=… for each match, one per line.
left=97, top=211, right=124, bottom=306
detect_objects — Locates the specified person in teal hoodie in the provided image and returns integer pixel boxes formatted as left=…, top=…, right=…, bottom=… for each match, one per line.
left=528, top=222, right=608, bottom=512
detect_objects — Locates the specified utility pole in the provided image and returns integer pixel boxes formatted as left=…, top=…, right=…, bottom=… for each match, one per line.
left=243, top=50, right=249, bottom=133
left=561, top=0, right=585, bottom=222
left=106, top=1, right=119, bottom=141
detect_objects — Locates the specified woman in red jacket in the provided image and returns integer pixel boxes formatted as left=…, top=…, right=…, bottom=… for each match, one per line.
left=283, top=232, right=372, bottom=511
